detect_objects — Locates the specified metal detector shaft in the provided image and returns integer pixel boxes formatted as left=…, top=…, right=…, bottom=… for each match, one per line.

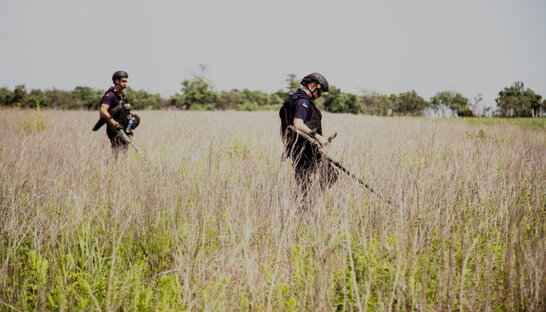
left=327, top=132, right=337, bottom=143
left=116, top=129, right=140, bottom=152
left=287, top=125, right=390, bottom=204
left=323, top=156, right=389, bottom=204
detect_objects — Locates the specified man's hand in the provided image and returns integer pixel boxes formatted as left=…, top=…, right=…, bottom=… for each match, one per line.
left=112, top=122, right=124, bottom=131
left=316, top=134, right=329, bottom=147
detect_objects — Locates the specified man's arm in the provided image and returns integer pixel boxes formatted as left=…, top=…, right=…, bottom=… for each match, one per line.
left=99, top=104, right=121, bottom=129
left=293, top=118, right=329, bottom=147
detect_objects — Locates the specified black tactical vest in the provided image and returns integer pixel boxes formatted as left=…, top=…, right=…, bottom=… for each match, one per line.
left=103, top=87, right=131, bottom=126
left=279, top=89, right=322, bottom=134
left=279, top=89, right=323, bottom=157
left=92, top=88, right=132, bottom=131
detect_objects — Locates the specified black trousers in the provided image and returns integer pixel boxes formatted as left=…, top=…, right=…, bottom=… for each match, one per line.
left=106, top=127, right=131, bottom=154
left=290, top=142, right=339, bottom=203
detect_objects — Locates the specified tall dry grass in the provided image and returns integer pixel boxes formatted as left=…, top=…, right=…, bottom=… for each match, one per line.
left=0, top=108, right=544, bottom=311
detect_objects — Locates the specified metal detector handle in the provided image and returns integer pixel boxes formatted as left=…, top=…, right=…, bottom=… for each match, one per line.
left=327, top=132, right=337, bottom=143
left=287, top=125, right=336, bottom=148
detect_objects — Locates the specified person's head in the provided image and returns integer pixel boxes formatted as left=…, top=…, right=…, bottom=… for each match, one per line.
left=301, top=73, right=329, bottom=99
left=112, top=70, right=129, bottom=90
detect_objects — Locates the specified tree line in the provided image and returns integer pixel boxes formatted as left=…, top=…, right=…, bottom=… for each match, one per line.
left=1, top=77, right=544, bottom=117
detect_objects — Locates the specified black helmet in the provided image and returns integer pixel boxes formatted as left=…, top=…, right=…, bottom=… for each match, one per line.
left=301, top=73, right=329, bottom=92
left=112, top=70, right=129, bottom=82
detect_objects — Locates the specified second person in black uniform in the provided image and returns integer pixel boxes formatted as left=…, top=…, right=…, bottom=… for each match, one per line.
left=280, top=73, right=339, bottom=205
left=94, top=70, right=140, bottom=154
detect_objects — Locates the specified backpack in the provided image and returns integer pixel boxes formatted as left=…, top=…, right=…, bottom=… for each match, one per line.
left=279, top=91, right=315, bottom=158
left=279, top=91, right=312, bottom=137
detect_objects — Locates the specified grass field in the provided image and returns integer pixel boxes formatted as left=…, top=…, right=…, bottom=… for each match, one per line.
left=1, top=109, right=544, bottom=311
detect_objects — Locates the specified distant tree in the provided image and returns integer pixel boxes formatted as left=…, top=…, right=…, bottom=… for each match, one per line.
left=12, top=85, right=28, bottom=107
left=171, top=77, right=217, bottom=110
left=362, top=92, right=393, bottom=116
left=125, top=87, right=163, bottom=110
left=72, top=86, right=102, bottom=110
left=528, top=89, right=543, bottom=117
left=361, top=94, right=378, bottom=115
left=384, top=94, right=398, bottom=116
left=272, top=89, right=290, bottom=101
left=215, top=90, right=239, bottom=110
left=496, top=82, right=521, bottom=116
left=0, top=85, right=171, bottom=110
left=44, top=89, right=75, bottom=109
left=272, top=74, right=300, bottom=101
left=322, top=86, right=362, bottom=114
left=0, top=87, right=14, bottom=106
left=215, top=89, right=283, bottom=111
left=496, top=81, right=542, bottom=117
left=268, top=93, right=284, bottom=108
left=430, top=91, right=473, bottom=117
left=319, top=86, right=340, bottom=112
left=393, top=90, right=429, bottom=116
left=469, top=94, right=483, bottom=117
left=27, top=89, right=51, bottom=108
left=286, top=74, right=299, bottom=94
left=242, top=89, right=282, bottom=107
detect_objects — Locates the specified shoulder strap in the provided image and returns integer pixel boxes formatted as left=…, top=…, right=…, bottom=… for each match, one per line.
left=105, top=87, right=127, bottom=102
left=290, top=89, right=312, bottom=103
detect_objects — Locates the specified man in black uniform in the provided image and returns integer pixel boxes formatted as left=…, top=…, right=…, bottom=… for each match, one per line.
left=93, top=70, right=139, bottom=154
left=280, top=73, right=338, bottom=205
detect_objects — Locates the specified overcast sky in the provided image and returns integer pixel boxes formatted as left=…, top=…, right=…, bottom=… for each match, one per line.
left=1, top=0, right=545, bottom=108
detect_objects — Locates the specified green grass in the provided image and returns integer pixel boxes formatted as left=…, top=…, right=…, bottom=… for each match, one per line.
left=464, top=117, right=546, bottom=131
